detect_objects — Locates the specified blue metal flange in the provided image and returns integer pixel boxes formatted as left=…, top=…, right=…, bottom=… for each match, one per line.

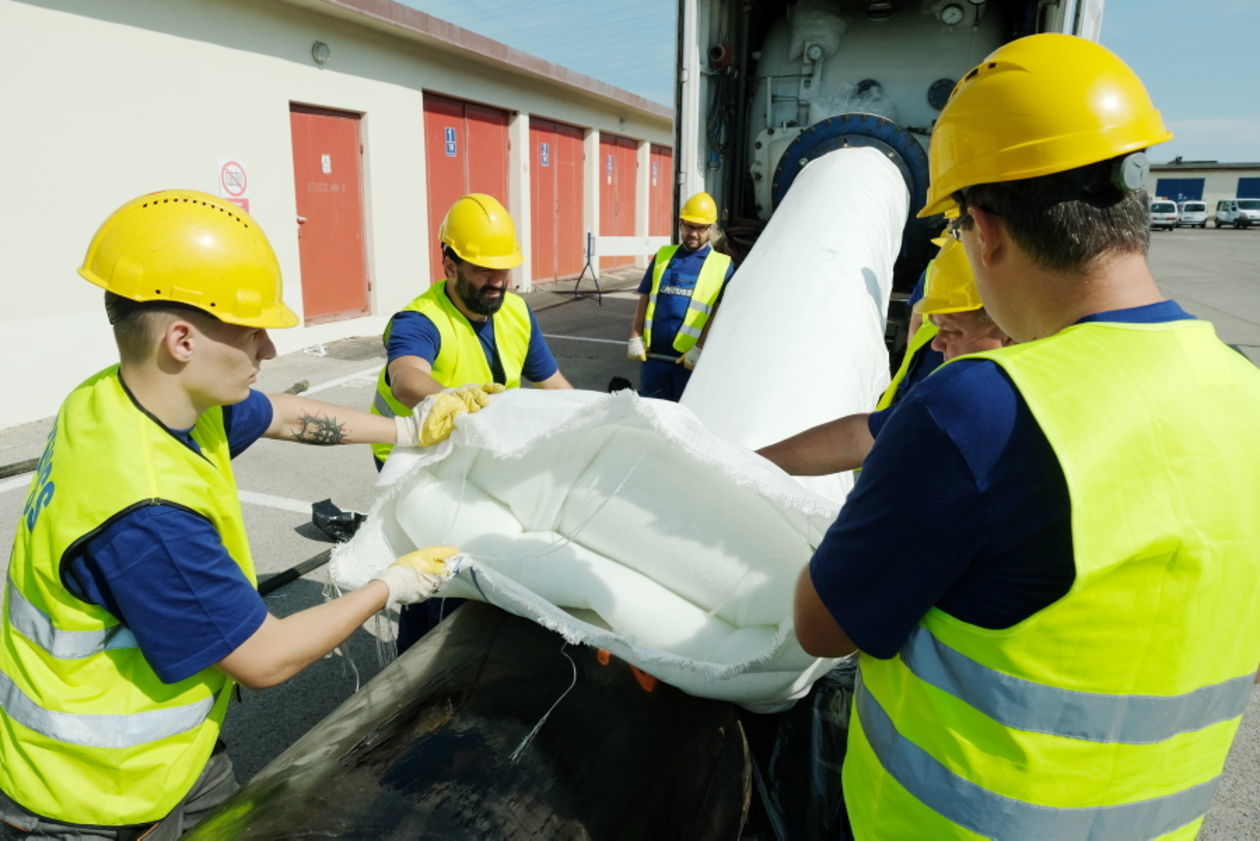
left=769, top=112, right=930, bottom=216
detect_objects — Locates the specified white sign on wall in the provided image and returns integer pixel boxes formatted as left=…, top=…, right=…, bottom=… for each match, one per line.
left=218, top=159, right=250, bottom=212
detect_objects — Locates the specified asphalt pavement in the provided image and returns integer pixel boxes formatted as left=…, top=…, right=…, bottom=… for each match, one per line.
left=1, top=232, right=1258, bottom=838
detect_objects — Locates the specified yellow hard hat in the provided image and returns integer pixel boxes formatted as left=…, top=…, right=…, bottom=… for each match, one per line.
left=916, top=238, right=982, bottom=315
left=680, top=192, right=718, bottom=226
left=439, top=193, right=523, bottom=270
left=78, top=190, right=298, bottom=328
left=920, top=34, right=1173, bottom=217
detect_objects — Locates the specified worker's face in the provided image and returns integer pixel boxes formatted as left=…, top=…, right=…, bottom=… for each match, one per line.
left=449, top=258, right=509, bottom=317
left=680, top=220, right=712, bottom=251
left=929, top=310, right=1009, bottom=361
left=186, top=319, right=277, bottom=406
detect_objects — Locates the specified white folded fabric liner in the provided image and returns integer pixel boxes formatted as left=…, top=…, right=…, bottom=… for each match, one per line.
left=332, top=388, right=842, bottom=711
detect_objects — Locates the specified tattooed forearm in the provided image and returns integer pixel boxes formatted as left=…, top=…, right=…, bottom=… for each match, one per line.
left=289, top=412, right=349, bottom=445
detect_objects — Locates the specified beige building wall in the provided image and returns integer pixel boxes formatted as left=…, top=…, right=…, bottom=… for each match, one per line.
left=1, top=0, right=671, bottom=428
left=1146, top=165, right=1260, bottom=218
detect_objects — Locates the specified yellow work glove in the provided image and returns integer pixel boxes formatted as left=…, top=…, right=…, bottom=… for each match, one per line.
left=372, top=545, right=459, bottom=605
left=394, top=383, right=505, bottom=448
left=627, top=335, right=647, bottom=361
left=453, top=382, right=506, bottom=412
left=676, top=345, right=702, bottom=371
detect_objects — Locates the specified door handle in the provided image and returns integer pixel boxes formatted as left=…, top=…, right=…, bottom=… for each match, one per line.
left=296, top=216, right=308, bottom=224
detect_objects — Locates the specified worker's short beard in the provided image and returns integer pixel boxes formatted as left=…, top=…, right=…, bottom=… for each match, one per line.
left=453, top=264, right=505, bottom=317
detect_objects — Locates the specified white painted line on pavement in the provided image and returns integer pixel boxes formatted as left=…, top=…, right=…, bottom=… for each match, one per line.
left=543, top=334, right=624, bottom=346
left=300, top=365, right=382, bottom=397
left=0, top=473, right=32, bottom=496
left=238, top=490, right=314, bottom=515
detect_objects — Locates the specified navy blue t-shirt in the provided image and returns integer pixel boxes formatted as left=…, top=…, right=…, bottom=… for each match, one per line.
left=62, top=390, right=274, bottom=683
left=637, top=245, right=737, bottom=355
left=385, top=298, right=558, bottom=385
left=812, top=301, right=1196, bottom=659
left=895, top=269, right=944, bottom=401
left=907, top=269, right=927, bottom=310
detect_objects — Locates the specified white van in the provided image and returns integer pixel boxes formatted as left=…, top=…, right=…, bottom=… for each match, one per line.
left=1177, top=201, right=1207, bottom=228
left=1214, top=198, right=1260, bottom=228
left=1148, top=199, right=1178, bottom=231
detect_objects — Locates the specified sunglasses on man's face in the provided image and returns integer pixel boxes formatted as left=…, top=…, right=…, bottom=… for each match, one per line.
left=947, top=209, right=972, bottom=242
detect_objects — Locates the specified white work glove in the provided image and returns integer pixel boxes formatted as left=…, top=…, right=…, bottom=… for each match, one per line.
left=372, top=545, right=459, bottom=605
left=627, top=335, right=647, bottom=361
left=676, top=345, right=702, bottom=371
left=393, top=383, right=506, bottom=447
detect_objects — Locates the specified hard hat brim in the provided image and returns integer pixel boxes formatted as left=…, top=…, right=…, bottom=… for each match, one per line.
left=461, top=251, right=523, bottom=271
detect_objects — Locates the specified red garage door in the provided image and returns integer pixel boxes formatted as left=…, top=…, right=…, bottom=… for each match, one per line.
left=599, top=133, right=638, bottom=271
left=289, top=105, right=369, bottom=323
left=424, top=94, right=510, bottom=283
left=649, top=144, right=674, bottom=237
left=530, top=118, right=585, bottom=284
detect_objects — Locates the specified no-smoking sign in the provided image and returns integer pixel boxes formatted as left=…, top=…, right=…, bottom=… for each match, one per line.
left=218, top=159, right=250, bottom=211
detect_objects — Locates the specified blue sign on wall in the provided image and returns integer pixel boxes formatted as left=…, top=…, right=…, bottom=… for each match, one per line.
left=1154, top=177, right=1204, bottom=202
left=540, top=142, right=550, bottom=167
left=1239, top=177, right=1260, bottom=198
left=444, top=127, right=457, bottom=157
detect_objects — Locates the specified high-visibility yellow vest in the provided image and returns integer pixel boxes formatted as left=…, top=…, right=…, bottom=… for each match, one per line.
left=371, top=280, right=532, bottom=462
left=643, top=245, right=731, bottom=354
left=875, top=320, right=939, bottom=411
left=845, top=319, right=1260, bottom=841
left=0, top=366, right=255, bottom=824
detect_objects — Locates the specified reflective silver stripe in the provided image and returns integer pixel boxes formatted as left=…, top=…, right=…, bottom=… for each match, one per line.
left=372, top=391, right=397, bottom=418
left=856, top=677, right=1217, bottom=840
left=678, top=324, right=703, bottom=339
left=643, top=317, right=654, bottom=331
left=0, top=669, right=216, bottom=749
left=901, top=627, right=1253, bottom=744
left=688, top=299, right=713, bottom=316
left=7, top=583, right=136, bottom=659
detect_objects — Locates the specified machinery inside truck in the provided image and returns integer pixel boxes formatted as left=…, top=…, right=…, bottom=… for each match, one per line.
left=674, top=0, right=1103, bottom=361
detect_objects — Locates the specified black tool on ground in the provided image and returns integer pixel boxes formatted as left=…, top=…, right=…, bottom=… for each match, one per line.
left=607, top=376, right=635, bottom=393
left=256, top=500, right=365, bottom=596
left=257, top=549, right=332, bottom=597
left=311, top=498, right=367, bottom=543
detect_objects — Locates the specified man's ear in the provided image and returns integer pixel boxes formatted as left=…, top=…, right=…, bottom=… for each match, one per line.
left=968, top=204, right=1005, bottom=270
left=441, top=253, right=458, bottom=282
left=162, top=318, right=197, bottom=364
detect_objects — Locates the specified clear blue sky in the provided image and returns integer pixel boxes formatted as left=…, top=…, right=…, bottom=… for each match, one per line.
left=400, top=0, right=1257, bottom=163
